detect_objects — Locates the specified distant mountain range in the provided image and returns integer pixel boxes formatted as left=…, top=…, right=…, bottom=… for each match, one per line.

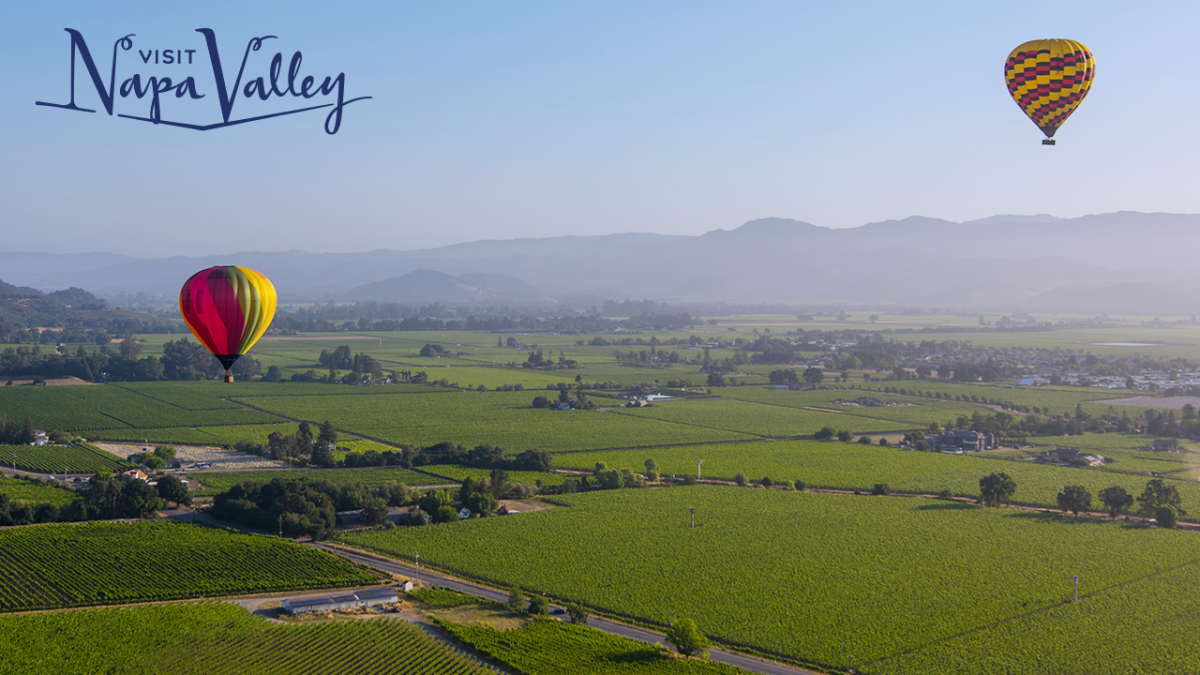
left=2, top=211, right=1199, bottom=314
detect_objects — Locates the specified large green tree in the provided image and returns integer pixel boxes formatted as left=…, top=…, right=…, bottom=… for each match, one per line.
left=1057, top=485, right=1091, bottom=516
left=1098, top=486, right=1134, bottom=519
left=665, top=618, right=711, bottom=658
left=979, top=472, right=1017, bottom=507
left=1137, top=479, right=1184, bottom=516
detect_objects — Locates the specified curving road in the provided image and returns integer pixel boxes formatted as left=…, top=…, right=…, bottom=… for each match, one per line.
left=314, top=543, right=821, bottom=675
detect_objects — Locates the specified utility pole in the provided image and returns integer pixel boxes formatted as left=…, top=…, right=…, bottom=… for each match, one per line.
left=690, top=506, right=695, bottom=529
left=697, top=459, right=704, bottom=480
left=415, top=551, right=420, bottom=584
left=1073, top=575, right=1080, bottom=603
left=278, top=514, right=283, bottom=538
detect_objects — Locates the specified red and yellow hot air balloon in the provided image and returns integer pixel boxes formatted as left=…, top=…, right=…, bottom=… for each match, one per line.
left=179, top=266, right=277, bottom=382
left=1004, top=39, right=1095, bottom=145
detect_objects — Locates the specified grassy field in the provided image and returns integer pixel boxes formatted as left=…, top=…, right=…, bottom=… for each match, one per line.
left=0, top=521, right=377, bottom=611
left=0, top=602, right=490, bottom=675
left=0, top=475, right=79, bottom=507
left=348, top=486, right=1200, bottom=671
left=441, top=616, right=753, bottom=674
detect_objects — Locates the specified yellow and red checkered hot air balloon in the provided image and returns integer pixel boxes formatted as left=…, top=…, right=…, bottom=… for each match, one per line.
left=179, top=266, right=277, bottom=383
left=1004, top=39, right=1095, bottom=145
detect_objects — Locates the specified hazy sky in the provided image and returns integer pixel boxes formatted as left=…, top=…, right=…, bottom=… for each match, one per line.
left=2, top=1, right=1198, bottom=257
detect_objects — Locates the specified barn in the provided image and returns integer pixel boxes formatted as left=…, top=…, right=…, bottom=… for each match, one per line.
left=281, top=587, right=398, bottom=615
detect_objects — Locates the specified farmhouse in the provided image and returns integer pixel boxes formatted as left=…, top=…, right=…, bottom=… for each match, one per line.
left=929, top=429, right=994, bottom=452
left=335, top=510, right=365, bottom=526
left=281, top=587, right=398, bottom=615
left=31, top=430, right=48, bottom=446
left=1032, top=447, right=1106, bottom=466
left=1147, top=438, right=1180, bottom=452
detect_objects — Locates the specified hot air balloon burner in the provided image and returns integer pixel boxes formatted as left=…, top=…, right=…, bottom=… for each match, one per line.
left=1042, top=139, right=1056, bottom=146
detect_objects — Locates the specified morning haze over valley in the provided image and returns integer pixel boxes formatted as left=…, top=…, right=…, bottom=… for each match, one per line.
left=4, top=2, right=1200, bottom=674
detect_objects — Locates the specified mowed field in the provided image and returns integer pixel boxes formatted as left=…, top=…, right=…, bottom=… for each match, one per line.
left=0, top=602, right=489, bottom=675
left=348, top=487, right=1200, bottom=673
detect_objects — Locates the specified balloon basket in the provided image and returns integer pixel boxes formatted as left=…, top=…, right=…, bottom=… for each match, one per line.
left=224, top=371, right=234, bottom=383
left=1042, top=139, right=1056, bottom=146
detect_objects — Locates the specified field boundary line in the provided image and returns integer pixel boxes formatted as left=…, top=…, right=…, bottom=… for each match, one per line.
left=862, top=555, right=1200, bottom=670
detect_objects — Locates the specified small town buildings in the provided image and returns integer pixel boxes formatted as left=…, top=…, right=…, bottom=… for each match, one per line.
left=122, top=469, right=148, bottom=481
left=281, top=587, right=398, bottom=615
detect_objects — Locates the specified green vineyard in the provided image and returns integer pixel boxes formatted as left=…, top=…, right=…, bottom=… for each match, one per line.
left=0, top=521, right=377, bottom=611
left=349, top=487, right=1200, bottom=670
left=0, top=602, right=492, bottom=675
left=440, top=617, right=751, bottom=674
left=0, top=443, right=134, bottom=474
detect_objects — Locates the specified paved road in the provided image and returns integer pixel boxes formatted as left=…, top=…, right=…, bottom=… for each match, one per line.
left=314, top=544, right=820, bottom=675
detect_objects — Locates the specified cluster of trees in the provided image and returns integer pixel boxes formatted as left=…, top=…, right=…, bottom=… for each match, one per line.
left=84, top=472, right=190, bottom=519
left=504, top=588, right=591, bottom=624
left=128, top=444, right=177, bottom=471
left=210, top=476, right=411, bottom=539
left=272, top=302, right=697, bottom=334
left=0, top=336, right=261, bottom=382
left=978, top=472, right=1184, bottom=527
left=1056, top=480, right=1183, bottom=525
left=0, top=472, right=191, bottom=525
left=932, top=403, right=1200, bottom=441
left=233, top=428, right=558, bottom=476
left=0, top=413, right=35, bottom=444
left=767, top=368, right=824, bottom=386
left=531, top=389, right=595, bottom=410
left=0, top=492, right=76, bottom=525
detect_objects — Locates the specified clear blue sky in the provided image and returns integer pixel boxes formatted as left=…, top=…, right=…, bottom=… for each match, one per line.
left=2, top=0, right=1197, bottom=257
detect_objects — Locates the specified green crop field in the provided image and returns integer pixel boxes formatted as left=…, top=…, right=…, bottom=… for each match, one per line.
left=0, top=521, right=377, bottom=611
left=0, top=602, right=490, bottom=675
left=555, top=438, right=1200, bottom=512
left=0, top=443, right=134, bottom=474
left=440, top=616, right=752, bottom=674
left=86, top=423, right=304, bottom=446
left=229, top=390, right=756, bottom=452
left=716, top=387, right=985, bottom=426
left=610, top=398, right=907, bottom=438
left=0, top=384, right=288, bottom=432
left=0, top=475, right=79, bottom=507
left=865, top=560, right=1200, bottom=675
left=843, top=381, right=1133, bottom=414
left=348, top=487, right=1200, bottom=671
left=188, top=467, right=452, bottom=495
left=419, top=464, right=569, bottom=487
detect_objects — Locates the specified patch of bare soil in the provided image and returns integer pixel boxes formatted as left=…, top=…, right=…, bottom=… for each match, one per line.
left=2, top=376, right=93, bottom=386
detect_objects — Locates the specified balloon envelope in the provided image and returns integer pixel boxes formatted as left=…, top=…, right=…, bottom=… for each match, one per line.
left=1005, top=39, right=1095, bottom=139
left=178, top=266, right=277, bottom=370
